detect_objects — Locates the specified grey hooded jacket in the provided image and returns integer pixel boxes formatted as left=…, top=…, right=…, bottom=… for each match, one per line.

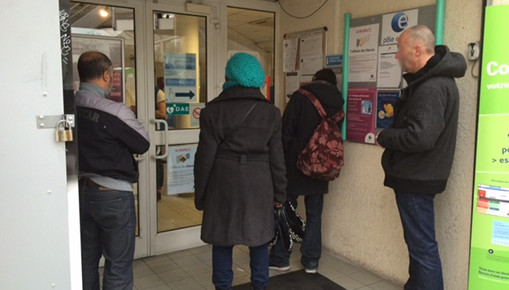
left=377, top=45, right=467, bottom=195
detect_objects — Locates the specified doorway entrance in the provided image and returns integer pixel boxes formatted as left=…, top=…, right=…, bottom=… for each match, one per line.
left=69, top=0, right=276, bottom=259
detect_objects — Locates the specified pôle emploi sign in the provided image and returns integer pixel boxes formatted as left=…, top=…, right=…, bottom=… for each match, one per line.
left=468, top=3, right=509, bottom=290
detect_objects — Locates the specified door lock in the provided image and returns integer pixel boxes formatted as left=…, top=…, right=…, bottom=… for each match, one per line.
left=55, top=119, right=73, bottom=142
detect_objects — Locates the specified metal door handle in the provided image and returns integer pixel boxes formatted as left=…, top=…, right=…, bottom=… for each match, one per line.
left=151, top=119, right=169, bottom=160
left=134, top=154, right=145, bottom=162
left=133, top=119, right=147, bottom=162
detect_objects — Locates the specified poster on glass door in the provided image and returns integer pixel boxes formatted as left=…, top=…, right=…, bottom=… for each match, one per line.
left=164, top=53, right=197, bottom=103
left=167, top=144, right=197, bottom=195
left=469, top=3, right=509, bottom=290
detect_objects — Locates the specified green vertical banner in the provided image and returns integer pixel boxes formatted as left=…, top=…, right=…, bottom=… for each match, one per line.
left=469, top=3, right=509, bottom=290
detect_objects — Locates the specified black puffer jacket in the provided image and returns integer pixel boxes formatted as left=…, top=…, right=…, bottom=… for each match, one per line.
left=282, top=81, right=344, bottom=195
left=377, top=45, right=467, bottom=195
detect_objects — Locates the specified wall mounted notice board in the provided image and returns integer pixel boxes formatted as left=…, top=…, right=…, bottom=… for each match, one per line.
left=283, top=27, right=327, bottom=102
left=346, top=5, right=435, bottom=144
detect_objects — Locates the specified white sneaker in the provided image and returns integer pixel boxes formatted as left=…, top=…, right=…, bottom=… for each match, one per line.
left=305, top=268, right=317, bottom=274
left=269, top=264, right=290, bottom=272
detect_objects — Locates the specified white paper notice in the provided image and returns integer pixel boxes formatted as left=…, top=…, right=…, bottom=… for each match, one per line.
left=283, top=38, right=298, bottom=72
left=348, top=24, right=379, bottom=83
left=285, top=72, right=300, bottom=102
left=167, top=144, right=197, bottom=195
left=377, top=45, right=402, bottom=88
left=299, top=34, right=324, bottom=75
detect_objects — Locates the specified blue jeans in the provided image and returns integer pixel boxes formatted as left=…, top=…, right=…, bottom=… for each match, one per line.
left=79, top=186, right=136, bottom=290
left=395, top=191, right=443, bottom=290
left=212, top=244, right=269, bottom=290
left=270, top=194, right=323, bottom=269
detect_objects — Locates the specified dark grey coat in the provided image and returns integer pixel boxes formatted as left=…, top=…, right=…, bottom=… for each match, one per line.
left=378, top=45, right=467, bottom=195
left=194, top=86, right=287, bottom=247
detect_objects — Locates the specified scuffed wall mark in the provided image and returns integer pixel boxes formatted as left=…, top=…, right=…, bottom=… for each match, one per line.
left=41, top=53, right=47, bottom=90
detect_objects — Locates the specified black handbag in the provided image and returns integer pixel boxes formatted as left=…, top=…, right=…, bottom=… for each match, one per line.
left=270, top=201, right=306, bottom=251
left=284, top=201, right=305, bottom=243
left=270, top=206, right=293, bottom=251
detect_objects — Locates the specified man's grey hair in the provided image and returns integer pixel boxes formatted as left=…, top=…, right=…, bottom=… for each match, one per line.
left=404, top=25, right=436, bottom=54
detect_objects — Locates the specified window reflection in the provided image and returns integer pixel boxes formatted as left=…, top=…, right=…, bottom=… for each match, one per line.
left=153, top=12, right=207, bottom=130
left=154, top=12, right=206, bottom=233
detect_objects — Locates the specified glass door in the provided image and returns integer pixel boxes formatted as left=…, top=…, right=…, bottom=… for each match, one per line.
left=70, top=0, right=212, bottom=258
left=146, top=1, right=210, bottom=255
left=69, top=0, right=150, bottom=259
left=227, top=6, right=275, bottom=103
left=68, top=0, right=277, bottom=259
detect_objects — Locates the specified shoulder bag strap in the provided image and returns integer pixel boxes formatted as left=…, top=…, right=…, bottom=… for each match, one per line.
left=219, top=101, right=258, bottom=145
left=298, top=89, right=327, bottom=119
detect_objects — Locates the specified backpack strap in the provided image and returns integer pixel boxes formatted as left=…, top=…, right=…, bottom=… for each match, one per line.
left=332, top=110, right=345, bottom=123
left=298, top=89, right=327, bottom=119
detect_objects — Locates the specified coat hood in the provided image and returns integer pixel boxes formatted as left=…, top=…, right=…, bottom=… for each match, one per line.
left=403, top=45, right=467, bottom=87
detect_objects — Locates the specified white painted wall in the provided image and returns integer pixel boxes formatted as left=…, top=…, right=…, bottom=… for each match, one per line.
left=277, top=0, right=482, bottom=289
left=0, top=0, right=81, bottom=289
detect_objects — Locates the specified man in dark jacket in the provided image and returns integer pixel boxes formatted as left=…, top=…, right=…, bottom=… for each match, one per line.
left=269, top=68, right=344, bottom=273
left=76, top=51, right=150, bottom=290
left=377, top=25, right=466, bottom=290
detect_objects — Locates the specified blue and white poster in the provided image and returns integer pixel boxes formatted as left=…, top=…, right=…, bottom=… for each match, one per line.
left=164, top=53, right=197, bottom=103
left=381, top=9, right=418, bottom=46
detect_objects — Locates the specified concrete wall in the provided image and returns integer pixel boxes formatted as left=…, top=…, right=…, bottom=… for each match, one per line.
left=277, top=0, right=483, bottom=288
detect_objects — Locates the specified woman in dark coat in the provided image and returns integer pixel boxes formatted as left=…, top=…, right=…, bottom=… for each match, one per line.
left=269, top=68, right=344, bottom=274
left=194, top=52, right=287, bottom=290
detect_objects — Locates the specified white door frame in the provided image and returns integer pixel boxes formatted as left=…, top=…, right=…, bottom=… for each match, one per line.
left=68, top=0, right=280, bottom=258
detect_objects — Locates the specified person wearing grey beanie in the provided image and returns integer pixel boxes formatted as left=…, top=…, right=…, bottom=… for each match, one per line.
left=194, top=53, right=287, bottom=290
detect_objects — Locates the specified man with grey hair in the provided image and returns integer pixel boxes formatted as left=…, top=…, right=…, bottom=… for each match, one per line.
left=377, top=25, right=466, bottom=289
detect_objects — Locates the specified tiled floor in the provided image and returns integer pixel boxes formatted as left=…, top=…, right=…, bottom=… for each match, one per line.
left=127, top=243, right=402, bottom=290
left=157, top=193, right=202, bottom=232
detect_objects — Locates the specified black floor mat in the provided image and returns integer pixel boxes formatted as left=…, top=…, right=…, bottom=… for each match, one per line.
left=232, top=269, right=346, bottom=290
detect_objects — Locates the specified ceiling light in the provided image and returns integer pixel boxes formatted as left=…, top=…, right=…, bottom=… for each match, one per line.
left=99, top=7, right=109, bottom=17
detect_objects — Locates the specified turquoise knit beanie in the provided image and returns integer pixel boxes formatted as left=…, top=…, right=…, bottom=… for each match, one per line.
left=223, top=53, right=265, bottom=90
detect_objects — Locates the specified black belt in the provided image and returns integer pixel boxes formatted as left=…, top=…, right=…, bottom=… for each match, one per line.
left=216, top=150, right=269, bottom=164
left=80, top=177, right=112, bottom=191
